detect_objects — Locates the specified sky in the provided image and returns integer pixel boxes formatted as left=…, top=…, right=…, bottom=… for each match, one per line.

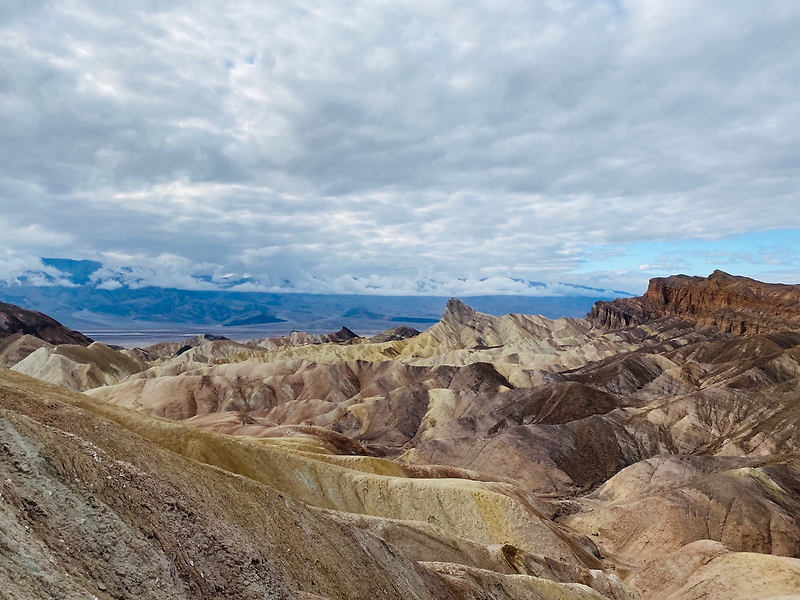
left=0, top=0, right=798, bottom=296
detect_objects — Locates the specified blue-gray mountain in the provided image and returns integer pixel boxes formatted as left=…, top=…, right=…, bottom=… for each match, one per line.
left=0, top=258, right=631, bottom=338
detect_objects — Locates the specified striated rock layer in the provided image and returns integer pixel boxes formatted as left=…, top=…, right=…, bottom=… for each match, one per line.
left=589, top=270, right=800, bottom=335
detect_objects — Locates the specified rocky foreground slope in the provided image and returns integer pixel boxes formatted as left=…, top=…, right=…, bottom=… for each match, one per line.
left=2, top=271, right=800, bottom=599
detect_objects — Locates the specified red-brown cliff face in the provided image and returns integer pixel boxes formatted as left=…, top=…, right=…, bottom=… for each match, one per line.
left=589, top=270, right=800, bottom=335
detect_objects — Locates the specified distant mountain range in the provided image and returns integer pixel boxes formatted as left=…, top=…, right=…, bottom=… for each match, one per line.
left=0, top=258, right=633, bottom=342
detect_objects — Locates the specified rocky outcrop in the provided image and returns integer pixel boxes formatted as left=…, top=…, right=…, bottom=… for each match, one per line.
left=134, top=333, right=231, bottom=361
left=588, top=270, right=800, bottom=335
left=0, top=334, right=53, bottom=367
left=564, top=455, right=800, bottom=565
left=627, top=541, right=800, bottom=600
left=251, top=326, right=359, bottom=350
left=0, top=301, right=93, bottom=345
left=368, top=325, right=421, bottom=343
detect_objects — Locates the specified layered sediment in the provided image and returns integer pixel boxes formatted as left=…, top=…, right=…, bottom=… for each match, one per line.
left=589, top=270, right=800, bottom=335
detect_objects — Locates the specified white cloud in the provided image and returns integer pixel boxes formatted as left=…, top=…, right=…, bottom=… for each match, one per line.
left=95, top=279, right=123, bottom=290
left=89, top=253, right=220, bottom=291
left=0, top=0, right=797, bottom=293
left=0, top=251, right=75, bottom=286
left=228, top=272, right=624, bottom=297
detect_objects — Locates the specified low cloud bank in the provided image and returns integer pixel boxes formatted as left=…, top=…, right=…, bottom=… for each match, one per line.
left=0, top=256, right=627, bottom=298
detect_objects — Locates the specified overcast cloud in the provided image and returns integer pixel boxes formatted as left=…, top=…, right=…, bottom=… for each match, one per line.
left=0, top=0, right=798, bottom=295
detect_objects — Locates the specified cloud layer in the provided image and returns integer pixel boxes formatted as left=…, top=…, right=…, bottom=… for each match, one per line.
left=1, top=0, right=798, bottom=294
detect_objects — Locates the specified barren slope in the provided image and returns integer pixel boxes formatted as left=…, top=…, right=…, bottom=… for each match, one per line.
left=0, top=368, right=635, bottom=600
left=12, top=341, right=147, bottom=392
left=0, top=301, right=93, bottom=345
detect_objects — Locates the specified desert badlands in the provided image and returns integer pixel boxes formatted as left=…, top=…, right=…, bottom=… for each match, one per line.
left=1, top=270, right=800, bottom=599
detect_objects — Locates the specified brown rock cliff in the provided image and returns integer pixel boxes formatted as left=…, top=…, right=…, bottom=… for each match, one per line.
left=589, top=270, right=800, bottom=335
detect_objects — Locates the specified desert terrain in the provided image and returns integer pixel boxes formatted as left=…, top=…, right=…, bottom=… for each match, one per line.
left=1, top=270, right=799, bottom=599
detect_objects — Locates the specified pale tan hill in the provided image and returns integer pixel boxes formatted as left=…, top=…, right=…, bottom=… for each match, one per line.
left=87, top=310, right=751, bottom=495
left=209, top=300, right=716, bottom=382
left=134, top=338, right=253, bottom=374
left=562, top=455, right=800, bottom=566
left=224, top=298, right=609, bottom=370
left=250, top=326, right=359, bottom=350
left=406, top=334, right=800, bottom=494
left=148, top=338, right=254, bottom=373
left=627, top=541, right=800, bottom=600
left=394, top=297, right=595, bottom=359
left=409, top=325, right=800, bottom=495
left=0, top=368, right=444, bottom=599
left=389, top=300, right=726, bottom=371
left=87, top=360, right=452, bottom=436
left=420, top=563, right=624, bottom=600
left=11, top=341, right=147, bottom=391
left=134, top=333, right=232, bottom=361
left=219, top=338, right=406, bottom=366
left=86, top=356, right=633, bottom=478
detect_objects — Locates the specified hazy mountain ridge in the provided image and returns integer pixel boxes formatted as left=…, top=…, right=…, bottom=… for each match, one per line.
left=0, top=258, right=631, bottom=337
left=1, top=271, right=800, bottom=599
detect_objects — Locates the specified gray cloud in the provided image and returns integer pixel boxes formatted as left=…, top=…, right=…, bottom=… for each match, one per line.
left=0, top=0, right=798, bottom=295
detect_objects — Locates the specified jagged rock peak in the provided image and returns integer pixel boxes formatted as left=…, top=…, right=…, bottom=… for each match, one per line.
left=588, top=271, right=800, bottom=336
left=287, top=327, right=357, bottom=344
left=708, top=269, right=736, bottom=282
left=334, top=326, right=358, bottom=340
left=251, top=326, right=361, bottom=351
left=444, top=297, right=477, bottom=321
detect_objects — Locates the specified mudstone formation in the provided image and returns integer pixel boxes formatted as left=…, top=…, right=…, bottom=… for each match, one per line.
left=1, top=271, right=800, bottom=599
